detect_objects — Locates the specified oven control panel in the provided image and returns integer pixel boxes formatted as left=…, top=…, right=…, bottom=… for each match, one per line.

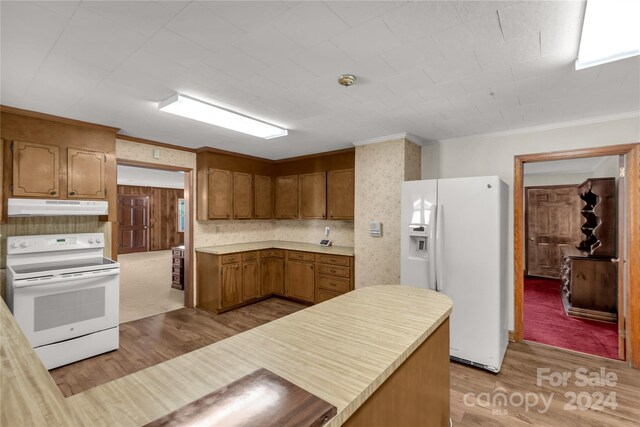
left=7, top=233, right=105, bottom=254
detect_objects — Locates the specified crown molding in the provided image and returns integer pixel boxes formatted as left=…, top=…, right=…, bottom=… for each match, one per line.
left=437, top=111, right=640, bottom=144
left=352, top=132, right=429, bottom=147
left=0, top=104, right=120, bottom=133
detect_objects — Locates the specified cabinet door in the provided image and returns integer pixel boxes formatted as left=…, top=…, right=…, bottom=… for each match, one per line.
left=242, top=260, right=261, bottom=301
left=262, top=258, right=284, bottom=295
left=327, top=169, right=354, bottom=220
left=254, top=175, right=272, bottom=219
left=233, top=172, right=253, bottom=219
left=299, top=172, right=326, bottom=219
left=208, top=169, right=232, bottom=219
left=12, top=140, right=60, bottom=197
left=220, top=264, right=241, bottom=308
left=68, top=148, right=106, bottom=199
left=285, top=260, right=315, bottom=303
left=275, top=175, right=298, bottom=218
left=1, top=139, right=3, bottom=220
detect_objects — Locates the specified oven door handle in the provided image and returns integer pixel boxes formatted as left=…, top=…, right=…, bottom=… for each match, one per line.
left=13, top=269, right=119, bottom=288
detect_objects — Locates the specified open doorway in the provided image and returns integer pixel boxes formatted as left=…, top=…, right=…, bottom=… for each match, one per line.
left=523, top=156, right=621, bottom=359
left=116, top=163, right=191, bottom=323
left=514, top=143, right=640, bottom=369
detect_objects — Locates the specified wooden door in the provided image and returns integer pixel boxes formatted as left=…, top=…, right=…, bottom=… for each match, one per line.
left=117, top=195, right=149, bottom=254
left=299, top=172, right=326, bottom=219
left=208, top=169, right=232, bottom=219
left=67, top=148, right=106, bottom=199
left=254, top=175, right=272, bottom=219
left=526, top=185, right=582, bottom=278
left=327, top=169, right=354, bottom=220
left=220, top=264, right=241, bottom=308
left=285, top=260, right=315, bottom=303
left=242, top=261, right=260, bottom=301
left=275, top=175, right=298, bottom=218
left=12, top=140, right=59, bottom=197
left=233, top=172, right=252, bottom=219
left=262, top=258, right=284, bottom=295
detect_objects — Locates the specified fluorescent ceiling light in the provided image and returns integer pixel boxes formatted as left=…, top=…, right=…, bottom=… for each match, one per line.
left=158, top=94, right=288, bottom=139
left=576, top=0, right=640, bottom=70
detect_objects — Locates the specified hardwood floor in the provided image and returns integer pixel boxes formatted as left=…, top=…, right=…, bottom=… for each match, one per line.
left=51, top=300, right=640, bottom=426
left=451, top=341, right=640, bottom=426
left=50, top=297, right=306, bottom=397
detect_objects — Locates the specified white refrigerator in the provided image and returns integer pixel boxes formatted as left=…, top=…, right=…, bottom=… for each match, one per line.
left=401, top=176, right=508, bottom=372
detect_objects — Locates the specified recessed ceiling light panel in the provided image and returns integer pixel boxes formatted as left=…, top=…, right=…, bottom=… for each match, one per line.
left=158, top=93, right=288, bottom=139
left=576, top=0, right=640, bottom=70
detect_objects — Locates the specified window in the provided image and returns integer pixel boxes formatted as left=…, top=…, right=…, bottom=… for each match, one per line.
left=177, top=198, right=186, bottom=232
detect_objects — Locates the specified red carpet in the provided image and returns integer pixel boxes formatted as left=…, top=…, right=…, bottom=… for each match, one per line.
left=523, top=277, right=619, bottom=359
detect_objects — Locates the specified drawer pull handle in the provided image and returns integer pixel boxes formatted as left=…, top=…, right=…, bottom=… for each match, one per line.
left=330, top=269, right=336, bottom=273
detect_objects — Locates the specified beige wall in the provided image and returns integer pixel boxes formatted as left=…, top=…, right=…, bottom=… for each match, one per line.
left=421, top=115, right=639, bottom=330
left=354, top=138, right=421, bottom=289
left=523, top=155, right=619, bottom=187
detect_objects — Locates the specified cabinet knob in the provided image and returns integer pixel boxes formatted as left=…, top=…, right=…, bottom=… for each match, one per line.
left=49, top=190, right=57, bottom=196
left=69, top=191, right=77, bottom=196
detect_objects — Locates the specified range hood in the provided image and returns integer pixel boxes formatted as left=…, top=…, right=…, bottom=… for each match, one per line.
left=8, top=198, right=108, bottom=217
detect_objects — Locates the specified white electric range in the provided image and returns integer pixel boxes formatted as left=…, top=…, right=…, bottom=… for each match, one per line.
left=6, top=233, right=119, bottom=369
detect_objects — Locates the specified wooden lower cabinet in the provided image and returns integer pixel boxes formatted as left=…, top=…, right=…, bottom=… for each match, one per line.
left=196, top=249, right=353, bottom=314
left=262, top=257, right=284, bottom=295
left=221, top=264, right=242, bottom=309
left=242, top=261, right=261, bottom=301
left=285, top=260, right=315, bottom=303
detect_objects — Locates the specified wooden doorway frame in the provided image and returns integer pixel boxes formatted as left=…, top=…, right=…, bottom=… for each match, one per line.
left=514, top=143, right=640, bottom=368
left=116, top=159, right=194, bottom=308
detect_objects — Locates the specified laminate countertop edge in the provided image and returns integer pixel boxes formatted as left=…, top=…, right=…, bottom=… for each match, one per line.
left=1, top=286, right=452, bottom=427
left=195, top=240, right=355, bottom=256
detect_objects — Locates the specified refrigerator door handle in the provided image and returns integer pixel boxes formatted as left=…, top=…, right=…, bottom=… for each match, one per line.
left=428, top=205, right=437, bottom=290
left=435, top=204, right=444, bottom=292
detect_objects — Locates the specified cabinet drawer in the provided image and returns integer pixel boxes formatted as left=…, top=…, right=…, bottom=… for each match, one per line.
left=317, top=254, right=351, bottom=266
left=172, top=273, right=182, bottom=283
left=317, top=265, right=350, bottom=278
left=172, top=257, right=183, bottom=266
left=221, top=254, right=241, bottom=264
left=172, top=250, right=184, bottom=258
left=317, top=289, right=341, bottom=303
left=287, top=251, right=315, bottom=262
left=172, top=266, right=183, bottom=276
left=261, top=249, right=284, bottom=258
left=242, top=251, right=258, bottom=261
left=317, top=275, right=350, bottom=293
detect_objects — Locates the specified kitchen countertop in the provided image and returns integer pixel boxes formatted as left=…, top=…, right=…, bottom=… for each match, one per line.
left=196, top=240, right=355, bottom=256
left=1, top=286, right=452, bottom=427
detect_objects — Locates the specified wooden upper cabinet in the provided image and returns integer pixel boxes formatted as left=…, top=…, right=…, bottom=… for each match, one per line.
left=67, top=148, right=106, bottom=199
left=254, top=175, right=272, bottom=219
left=12, top=140, right=60, bottom=198
left=327, top=169, right=355, bottom=220
left=299, top=172, right=326, bottom=219
left=275, top=175, right=299, bottom=219
left=208, top=169, right=233, bottom=219
left=233, top=172, right=253, bottom=219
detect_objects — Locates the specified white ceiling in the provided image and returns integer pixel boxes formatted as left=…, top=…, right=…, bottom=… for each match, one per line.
left=117, top=165, right=184, bottom=189
left=1, top=1, right=639, bottom=160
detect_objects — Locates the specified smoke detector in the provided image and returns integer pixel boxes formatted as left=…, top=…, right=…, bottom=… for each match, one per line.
left=338, top=74, right=356, bottom=87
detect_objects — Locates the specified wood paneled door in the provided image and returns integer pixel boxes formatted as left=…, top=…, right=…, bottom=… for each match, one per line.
left=117, top=195, right=149, bottom=254
left=525, top=185, right=582, bottom=278
left=12, top=140, right=60, bottom=197
left=67, top=148, right=106, bottom=198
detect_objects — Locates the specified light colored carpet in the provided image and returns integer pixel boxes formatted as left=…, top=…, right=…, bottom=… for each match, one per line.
left=118, top=250, right=184, bottom=324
